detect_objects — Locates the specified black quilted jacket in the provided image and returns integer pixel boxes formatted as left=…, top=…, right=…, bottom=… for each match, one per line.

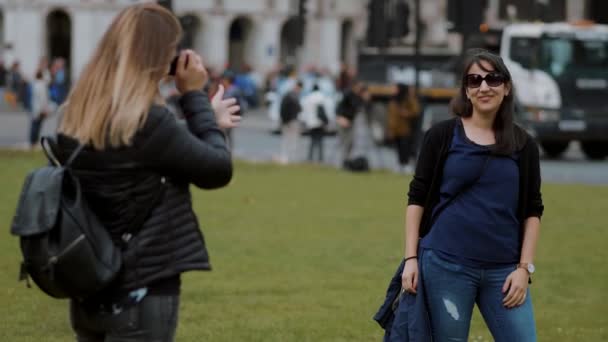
left=55, top=91, right=232, bottom=290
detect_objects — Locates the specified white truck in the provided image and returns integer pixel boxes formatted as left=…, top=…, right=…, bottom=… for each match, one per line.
left=501, top=21, right=608, bottom=159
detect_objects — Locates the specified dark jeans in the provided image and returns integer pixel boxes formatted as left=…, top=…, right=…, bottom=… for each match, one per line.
left=394, top=135, right=413, bottom=166
left=337, top=125, right=354, bottom=163
left=29, top=116, right=45, bottom=147
left=70, top=295, right=179, bottom=342
left=308, top=127, right=325, bottom=162
left=422, top=250, right=536, bottom=342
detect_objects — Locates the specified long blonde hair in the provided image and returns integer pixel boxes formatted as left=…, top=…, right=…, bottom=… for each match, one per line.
left=59, top=3, right=182, bottom=149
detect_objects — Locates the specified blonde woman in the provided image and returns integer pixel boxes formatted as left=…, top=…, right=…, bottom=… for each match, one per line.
left=53, top=4, right=239, bottom=341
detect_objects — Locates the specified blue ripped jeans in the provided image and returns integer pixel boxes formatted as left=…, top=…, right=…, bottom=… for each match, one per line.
left=421, top=250, right=536, bottom=342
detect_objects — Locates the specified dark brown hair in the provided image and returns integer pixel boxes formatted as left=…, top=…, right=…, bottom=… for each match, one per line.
left=450, top=49, right=516, bottom=155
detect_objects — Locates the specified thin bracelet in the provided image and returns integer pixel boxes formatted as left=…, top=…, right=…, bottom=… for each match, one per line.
left=404, top=256, right=418, bottom=262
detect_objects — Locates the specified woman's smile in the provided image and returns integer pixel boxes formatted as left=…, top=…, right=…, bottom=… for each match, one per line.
left=477, top=95, right=493, bottom=102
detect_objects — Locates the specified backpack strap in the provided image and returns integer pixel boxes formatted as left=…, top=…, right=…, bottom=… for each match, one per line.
left=40, top=136, right=85, bottom=168
left=65, top=144, right=86, bottom=167
left=40, top=137, right=61, bottom=167
left=40, top=137, right=165, bottom=248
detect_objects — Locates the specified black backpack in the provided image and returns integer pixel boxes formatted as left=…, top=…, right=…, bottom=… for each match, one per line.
left=317, top=104, right=329, bottom=126
left=10, top=137, right=162, bottom=300
left=343, top=156, right=370, bottom=172
left=280, top=92, right=300, bottom=124
left=336, top=95, right=347, bottom=117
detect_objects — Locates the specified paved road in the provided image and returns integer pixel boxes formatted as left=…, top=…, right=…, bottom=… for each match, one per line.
left=236, top=110, right=608, bottom=185
left=1, top=109, right=606, bottom=185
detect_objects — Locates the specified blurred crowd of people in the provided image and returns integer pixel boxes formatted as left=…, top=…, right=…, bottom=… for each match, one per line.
left=1, top=55, right=422, bottom=172
left=265, top=63, right=421, bottom=173
left=267, top=63, right=366, bottom=166
left=162, top=61, right=422, bottom=172
left=0, top=56, right=68, bottom=148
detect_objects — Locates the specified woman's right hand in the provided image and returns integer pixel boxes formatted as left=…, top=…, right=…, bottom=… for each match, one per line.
left=175, top=50, right=209, bottom=94
left=401, top=258, right=419, bottom=294
left=211, top=85, right=241, bottom=129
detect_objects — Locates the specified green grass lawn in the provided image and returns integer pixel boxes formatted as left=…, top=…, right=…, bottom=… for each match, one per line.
left=1, top=150, right=607, bottom=341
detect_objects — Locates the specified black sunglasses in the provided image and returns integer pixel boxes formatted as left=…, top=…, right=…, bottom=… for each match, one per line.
left=465, top=73, right=506, bottom=88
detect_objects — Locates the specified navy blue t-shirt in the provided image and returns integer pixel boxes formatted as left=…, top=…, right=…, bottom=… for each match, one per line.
left=421, top=121, right=521, bottom=268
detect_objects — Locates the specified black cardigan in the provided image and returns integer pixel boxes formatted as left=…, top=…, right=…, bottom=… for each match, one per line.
left=407, top=118, right=544, bottom=238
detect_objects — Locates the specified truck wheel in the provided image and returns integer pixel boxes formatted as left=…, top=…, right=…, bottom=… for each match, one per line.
left=541, top=142, right=569, bottom=159
left=581, top=141, right=608, bottom=160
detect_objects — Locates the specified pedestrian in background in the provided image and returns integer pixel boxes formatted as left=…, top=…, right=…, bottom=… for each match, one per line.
left=29, top=70, right=50, bottom=148
left=278, top=80, right=303, bottom=164
left=301, top=84, right=332, bottom=163
left=0, top=60, right=7, bottom=103
left=221, top=72, right=247, bottom=114
left=386, top=83, right=420, bottom=173
left=268, top=67, right=298, bottom=123
left=397, top=49, right=543, bottom=341
left=235, top=64, right=259, bottom=108
left=6, top=61, right=24, bottom=108
left=53, top=4, right=239, bottom=341
left=37, top=56, right=52, bottom=83
left=221, top=72, right=247, bottom=150
left=336, top=62, right=354, bottom=93
left=335, top=81, right=365, bottom=165
left=50, top=57, right=68, bottom=105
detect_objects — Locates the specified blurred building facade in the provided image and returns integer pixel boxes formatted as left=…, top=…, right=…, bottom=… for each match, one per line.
left=0, top=0, right=368, bottom=82
left=0, top=0, right=603, bottom=82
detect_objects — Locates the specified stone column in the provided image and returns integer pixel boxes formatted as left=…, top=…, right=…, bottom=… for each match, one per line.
left=486, top=0, right=501, bottom=26
left=248, top=15, right=282, bottom=76
left=71, top=8, right=118, bottom=80
left=3, top=6, right=44, bottom=79
left=71, top=10, right=94, bottom=81
left=301, top=14, right=341, bottom=73
left=192, top=14, right=206, bottom=55
left=566, top=0, right=586, bottom=21
left=316, top=16, right=341, bottom=74
left=422, top=0, right=449, bottom=46
left=201, top=14, right=229, bottom=70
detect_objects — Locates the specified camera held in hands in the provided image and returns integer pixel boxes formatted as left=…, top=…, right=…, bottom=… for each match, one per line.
left=168, top=54, right=189, bottom=76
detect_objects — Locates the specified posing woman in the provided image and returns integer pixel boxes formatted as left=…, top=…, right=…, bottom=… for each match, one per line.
left=400, top=49, right=544, bottom=341
left=55, top=4, right=239, bottom=341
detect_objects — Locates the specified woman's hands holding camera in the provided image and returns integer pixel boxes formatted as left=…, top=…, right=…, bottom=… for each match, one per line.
left=175, top=50, right=208, bottom=94
left=173, top=50, right=240, bottom=129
